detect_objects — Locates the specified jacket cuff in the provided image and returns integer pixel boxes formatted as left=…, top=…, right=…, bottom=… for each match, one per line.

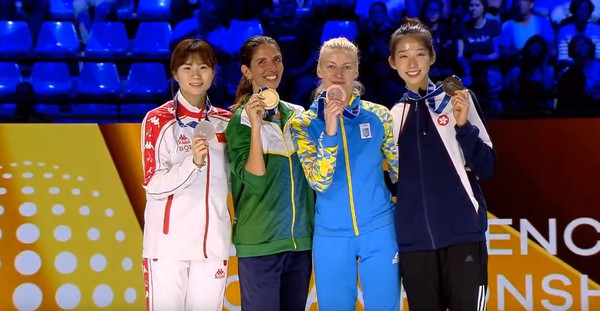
left=455, top=120, right=476, bottom=137
left=320, top=131, right=338, bottom=148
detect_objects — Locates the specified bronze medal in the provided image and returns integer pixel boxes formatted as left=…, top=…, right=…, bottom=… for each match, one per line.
left=325, top=84, right=346, bottom=106
left=442, top=75, right=464, bottom=96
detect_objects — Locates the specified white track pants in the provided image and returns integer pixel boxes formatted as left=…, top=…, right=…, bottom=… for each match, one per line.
left=143, top=257, right=228, bottom=311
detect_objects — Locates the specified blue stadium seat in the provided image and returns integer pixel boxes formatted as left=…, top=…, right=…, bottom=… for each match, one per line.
left=48, top=0, right=74, bottom=20
left=131, top=22, right=171, bottom=57
left=124, top=63, right=168, bottom=99
left=71, top=103, right=117, bottom=116
left=320, top=20, right=359, bottom=44
left=224, top=19, right=263, bottom=57
left=0, top=104, right=17, bottom=116
left=0, top=21, right=32, bottom=57
left=78, top=62, right=121, bottom=98
left=171, top=17, right=197, bottom=42
left=30, top=62, right=72, bottom=98
left=136, top=0, right=171, bottom=19
left=355, top=0, right=379, bottom=16
left=0, top=63, right=22, bottom=97
left=117, top=0, right=135, bottom=19
left=121, top=103, right=158, bottom=117
left=35, top=21, right=80, bottom=58
left=85, top=22, right=129, bottom=58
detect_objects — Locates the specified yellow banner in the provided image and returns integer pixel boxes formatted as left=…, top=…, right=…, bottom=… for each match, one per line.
left=0, top=124, right=599, bottom=310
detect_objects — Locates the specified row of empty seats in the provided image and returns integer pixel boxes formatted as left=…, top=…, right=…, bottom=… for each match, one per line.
left=49, top=0, right=170, bottom=20
left=0, top=18, right=360, bottom=59
left=0, top=21, right=171, bottom=59
left=0, top=62, right=169, bottom=100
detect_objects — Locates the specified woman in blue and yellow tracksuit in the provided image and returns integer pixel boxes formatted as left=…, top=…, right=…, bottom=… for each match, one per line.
left=290, top=37, right=400, bottom=311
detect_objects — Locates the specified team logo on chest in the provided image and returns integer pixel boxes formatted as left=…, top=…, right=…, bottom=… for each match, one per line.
left=359, top=123, right=372, bottom=139
left=437, top=114, right=450, bottom=126
left=177, top=134, right=192, bottom=152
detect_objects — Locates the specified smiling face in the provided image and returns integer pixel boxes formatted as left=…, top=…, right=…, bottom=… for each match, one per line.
left=317, top=47, right=358, bottom=102
left=389, top=35, right=435, bottom=92
left=241, top=43, right=283, bottom=92
left=173, top=55, right=215, bottom=105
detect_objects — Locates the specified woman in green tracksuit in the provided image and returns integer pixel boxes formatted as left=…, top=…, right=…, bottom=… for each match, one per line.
left=224, top=35, right=314, bottom=311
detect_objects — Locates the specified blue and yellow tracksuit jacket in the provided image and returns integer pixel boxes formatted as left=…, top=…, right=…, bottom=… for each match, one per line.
left=290, top=94, right=398, bottom=236
left=290, top=93, right=400, bottom=311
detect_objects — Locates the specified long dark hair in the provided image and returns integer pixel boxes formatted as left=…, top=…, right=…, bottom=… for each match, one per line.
left=230, top=35, right=281, bottom=112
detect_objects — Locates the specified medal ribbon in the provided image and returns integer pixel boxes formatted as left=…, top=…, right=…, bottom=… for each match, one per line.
left=403, top=80, right=451, bottom=114
left=316, top=89, right=361, bottom=120
left=174, top=94, right=212, bottom=129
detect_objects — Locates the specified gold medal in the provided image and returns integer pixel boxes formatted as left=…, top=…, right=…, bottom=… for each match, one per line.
left=259, top=88, right=280, bottom=109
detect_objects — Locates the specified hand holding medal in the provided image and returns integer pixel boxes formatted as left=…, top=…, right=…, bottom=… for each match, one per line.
left=443, top=75, right=470, bottom=127
left=323, top=84, right=347, bottom=136
left=192, top=120, right=214, bottom=167
left=245, top=88, right=280, bottom=127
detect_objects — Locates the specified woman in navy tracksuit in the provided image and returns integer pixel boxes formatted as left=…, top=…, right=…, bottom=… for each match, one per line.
left=389, top=18, right=496, bottom=311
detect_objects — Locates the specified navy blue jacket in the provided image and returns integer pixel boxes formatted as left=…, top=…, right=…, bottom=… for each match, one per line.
left=390, top=89, right=496, bottom=252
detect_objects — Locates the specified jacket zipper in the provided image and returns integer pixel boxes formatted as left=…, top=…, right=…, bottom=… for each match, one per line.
left=340, top=120, right=359, bottom=236
left=416, top=102, right=436, bottom=248
left=276, top=120, right=297, bottom=249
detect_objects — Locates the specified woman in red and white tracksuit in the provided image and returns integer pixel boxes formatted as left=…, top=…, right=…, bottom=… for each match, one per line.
left=140, top=38, right=232, bottom=311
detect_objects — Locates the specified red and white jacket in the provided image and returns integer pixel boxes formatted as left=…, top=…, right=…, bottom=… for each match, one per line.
left=141, top=92, right=232, bottom=260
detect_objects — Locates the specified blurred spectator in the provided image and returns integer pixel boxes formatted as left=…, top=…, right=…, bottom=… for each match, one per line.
left=355, top=0, right=405, bottom=26
left=9, top=82, right=50, bottom=123
left=169, top=0, right=200, bottom=26
left=312, top=0, right=356, bottom=20
left=486, top=0, right=509, bottom=22
left=503, top=35, right=554, bottom=110
left=557, top=0, right=600, bottom=64
left=420, top=0, right=454, bottom=83
left=356, top=2, right=398, bottom=107
left=500, top=0, right=555, bottom=62
left=556, top=34, right=600, bottom=111
left=0, top=0, right=50, bottom=39
left=406, top=0, right=450, bottom=20
left=169, top=0, right=232, bottom=105
left=169, top=0, right=230, bottom=61
left=225, top=0, right=273, bottom=22
left=457, top=0, right=503, bottom=110
left=547, top=0, right=600, bottom=25
left=263, top=0, right=321, bottom=106
left=74, top=0, right=121, bottom=44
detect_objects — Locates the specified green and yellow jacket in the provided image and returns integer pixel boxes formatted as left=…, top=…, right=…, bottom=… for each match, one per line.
left=225, top=100, right=314, bottom=258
